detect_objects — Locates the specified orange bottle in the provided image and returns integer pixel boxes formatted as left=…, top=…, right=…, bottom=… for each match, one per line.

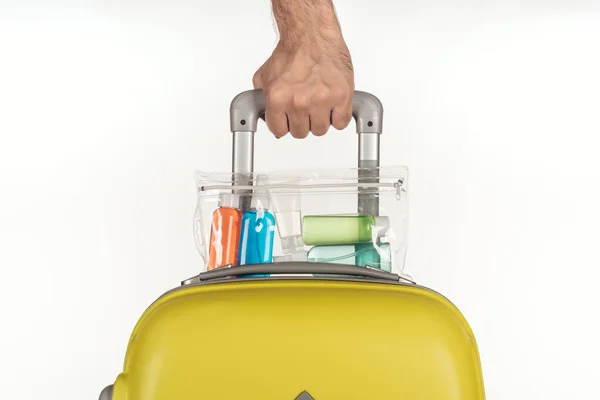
left=207, top=195, right=242, bottom=270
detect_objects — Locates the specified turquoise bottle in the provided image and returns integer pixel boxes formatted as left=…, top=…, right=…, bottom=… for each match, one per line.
left=307, top=243, right=392, bottom=272
left=237, top=193, right=276, bottom=277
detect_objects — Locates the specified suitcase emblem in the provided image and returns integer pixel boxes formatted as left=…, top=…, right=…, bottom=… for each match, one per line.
left=295, top=391, right=315, bottom=400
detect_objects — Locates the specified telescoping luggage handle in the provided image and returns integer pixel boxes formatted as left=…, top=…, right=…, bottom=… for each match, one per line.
left=229, top=89, right=383, bottom=173
left=229, top=89, right=384, bottom=215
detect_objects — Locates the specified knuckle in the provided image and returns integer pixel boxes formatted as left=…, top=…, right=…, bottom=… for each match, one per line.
left=292, top=92, right=310, bottom=109
left=332, top=86, right=351, bottom=104
left=266, top=85, right=290, bottom=109
left=312, top=87, right=330, bottom=104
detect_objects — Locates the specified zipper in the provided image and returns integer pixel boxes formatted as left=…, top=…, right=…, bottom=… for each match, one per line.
left=199, top=179, right=404, bottom=193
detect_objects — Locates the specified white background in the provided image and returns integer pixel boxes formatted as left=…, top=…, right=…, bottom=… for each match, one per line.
left=1, top=0, right=600, bottom=399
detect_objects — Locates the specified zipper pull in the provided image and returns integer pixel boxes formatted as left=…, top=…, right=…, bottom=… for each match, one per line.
left=395, top=179, right=404, bottom=200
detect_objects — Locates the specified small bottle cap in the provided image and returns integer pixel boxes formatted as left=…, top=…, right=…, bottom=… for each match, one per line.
left=251, top=192, right=270, bottom=210
left=219, top=193, right=239, bottom=208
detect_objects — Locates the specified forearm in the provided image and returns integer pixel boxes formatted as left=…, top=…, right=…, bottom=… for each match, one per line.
left=271, top=0, right=344, bottom=49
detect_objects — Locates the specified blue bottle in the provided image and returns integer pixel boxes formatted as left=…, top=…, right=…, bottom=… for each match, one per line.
left=237, top=193, right=276, bottom=277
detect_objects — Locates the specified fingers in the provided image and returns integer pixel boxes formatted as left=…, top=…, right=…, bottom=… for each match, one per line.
left=288, top=112, right=310, bottom=139
left=264, top=87, right=289, bottom=138
left=262, top=85, right=352, bottom=139
left=309, top=106, right=331, bottom=137
left=287, top=93, right=310, bottom=139
left=265, top=106, right=289, bottom=139
left=331, top=89, right=353, bottom=131
left=265, top=87, right=311, bottom=139
left=331, top=105, right=353, bottom=131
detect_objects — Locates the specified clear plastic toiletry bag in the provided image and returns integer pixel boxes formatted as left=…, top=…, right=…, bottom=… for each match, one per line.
left=193, top=166, right=408, bottom=275
left=192, top=88, right=410, bottom=278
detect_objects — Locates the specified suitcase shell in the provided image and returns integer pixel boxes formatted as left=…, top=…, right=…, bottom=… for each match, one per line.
left=103, top=270, right=485, bottom=399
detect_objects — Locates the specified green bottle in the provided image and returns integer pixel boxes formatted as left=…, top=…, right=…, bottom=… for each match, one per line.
left=302, top=215, right=389, bottom=246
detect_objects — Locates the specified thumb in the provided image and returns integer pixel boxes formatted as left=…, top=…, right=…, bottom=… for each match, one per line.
left=252, top=68, right=263, bottom=90
left=252, top=68, right=267, bottom=121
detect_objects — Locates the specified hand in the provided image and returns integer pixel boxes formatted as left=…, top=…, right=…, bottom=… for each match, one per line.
left=254, top=0, right=354, bottom=139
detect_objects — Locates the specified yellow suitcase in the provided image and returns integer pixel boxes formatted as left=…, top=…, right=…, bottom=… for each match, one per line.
left=99, top=90, right=486, bottom=400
